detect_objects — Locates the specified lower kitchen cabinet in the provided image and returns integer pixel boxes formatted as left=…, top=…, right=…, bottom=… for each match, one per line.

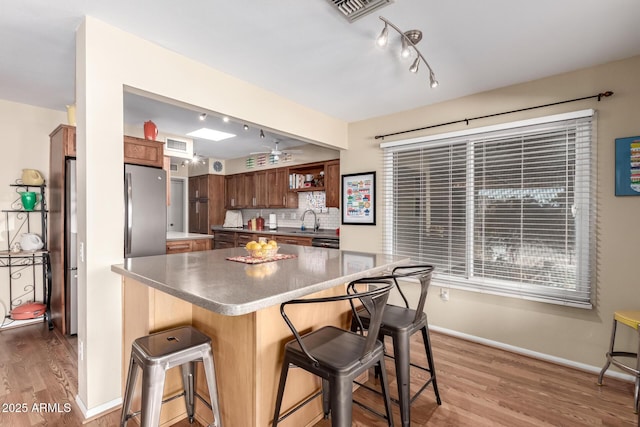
left=166, top=238, right=211, bottom=254
left=213, top=231, right=236, bottom=249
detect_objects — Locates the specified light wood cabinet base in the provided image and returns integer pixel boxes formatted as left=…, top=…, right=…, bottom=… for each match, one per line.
left=122, top=277, right=349, bottom=427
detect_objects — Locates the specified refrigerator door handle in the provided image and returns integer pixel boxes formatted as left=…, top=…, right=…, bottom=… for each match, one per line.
left=125, top=172, right=133, bottom=256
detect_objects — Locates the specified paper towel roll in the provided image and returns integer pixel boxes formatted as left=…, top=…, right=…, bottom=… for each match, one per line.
left=269, top=213, right=277, bottom=229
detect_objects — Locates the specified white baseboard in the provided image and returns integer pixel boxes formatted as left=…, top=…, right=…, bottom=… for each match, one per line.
left=75, top=394, right=122, bottom=420
left=430, top=325, right=635, bottom=383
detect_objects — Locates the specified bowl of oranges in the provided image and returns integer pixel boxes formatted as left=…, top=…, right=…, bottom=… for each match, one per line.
left=245, top=239, right=279, bottom=259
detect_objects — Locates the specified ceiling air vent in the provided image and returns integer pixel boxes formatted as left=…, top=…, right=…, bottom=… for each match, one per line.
left=164, top=137, right=193, bottom=160
left=327, top=0, right=393, bottom=22
left=166, top=138, right=187, bottom=152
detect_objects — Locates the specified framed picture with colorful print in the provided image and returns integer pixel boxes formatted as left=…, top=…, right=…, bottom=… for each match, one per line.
left=342, top=171, right=375, bottom=225
left=615, top=136, right=640, bottom=196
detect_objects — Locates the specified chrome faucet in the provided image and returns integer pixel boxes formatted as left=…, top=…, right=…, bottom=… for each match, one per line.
left=301, top=209, right=320, bottom=232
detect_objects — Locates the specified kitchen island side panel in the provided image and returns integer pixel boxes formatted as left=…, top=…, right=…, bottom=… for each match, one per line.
left=123, top=276, right=349, bottom=427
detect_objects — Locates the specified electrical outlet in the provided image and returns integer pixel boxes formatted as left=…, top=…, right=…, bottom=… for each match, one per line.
left=291, top=213, right=297, bottom=220
left=79, top=242, right=84, bottom=263
left=79, top=340, right=84, bottom=361
left=440, top=288, right=449, bottom=302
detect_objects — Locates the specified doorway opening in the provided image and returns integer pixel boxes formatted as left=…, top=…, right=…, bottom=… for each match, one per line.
left=168, top=177, right=187, bottom=232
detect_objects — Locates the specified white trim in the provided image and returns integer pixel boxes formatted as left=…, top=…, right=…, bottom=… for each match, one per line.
left=430, top=325, right=634, bottom=383
left=75, top=394, right=122, bottom=420
left=380, top=109, right=595, bottom=149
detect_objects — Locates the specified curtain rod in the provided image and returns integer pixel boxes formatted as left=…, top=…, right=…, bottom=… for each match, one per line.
left=374, top=91, right=614, bottom=140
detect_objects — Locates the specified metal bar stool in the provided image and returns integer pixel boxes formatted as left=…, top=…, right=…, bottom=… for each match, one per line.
left=352, top=265, right=441, bottom=427
left=273, top=278, right=395, bottom=427
left=597, top=310, right=640, bottom=413
left=121, top=326, right=223, bottom=427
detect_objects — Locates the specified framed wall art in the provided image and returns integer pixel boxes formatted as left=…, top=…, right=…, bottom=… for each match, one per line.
left=615, top=136, right=640, bottom=196
left=342, top=171, right=376, bottom=225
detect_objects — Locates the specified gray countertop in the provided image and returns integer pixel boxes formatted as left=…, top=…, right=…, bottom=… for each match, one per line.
left=211, top=225, right=339, bottom=240
left=111, top=245, right=408, bottom=316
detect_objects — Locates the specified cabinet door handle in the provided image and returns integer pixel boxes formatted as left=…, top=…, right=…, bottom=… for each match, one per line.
left=196, top=201, right=199, bottom=214
left=283, top=196, right=285, bottom=205
left=195, top=190, right=199, bottom=198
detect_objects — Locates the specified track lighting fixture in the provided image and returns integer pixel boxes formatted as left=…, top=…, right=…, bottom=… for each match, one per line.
left=260, top=129, right=265, bottom=138
left=243, top=124, right=249, bottom=131
left=376, top=16, right=438, bottom=88
left=199, top=113, right=207, bottom=121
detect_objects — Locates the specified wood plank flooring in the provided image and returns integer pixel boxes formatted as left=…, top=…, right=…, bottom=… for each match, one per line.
left=0, top=322, right=637, bottom=426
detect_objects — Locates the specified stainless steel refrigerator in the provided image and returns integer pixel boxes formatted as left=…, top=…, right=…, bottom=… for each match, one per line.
left=124, top=164, right=167, bottom=258
left=65, top=159, right=78, bottom=335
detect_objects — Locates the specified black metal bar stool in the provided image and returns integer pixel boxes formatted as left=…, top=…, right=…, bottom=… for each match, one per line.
left=352, top=265, right=441, bottom=427
left=597, top=310, right=640, bottom=413
left=120, top=326, right=223, bottom=427
left=273, top=278, right=395, bottom=427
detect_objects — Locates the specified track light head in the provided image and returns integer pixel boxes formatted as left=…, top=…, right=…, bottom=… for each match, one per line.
left=376, top=23, right=389, bottom=47
left=260, top=129, right=265, bottom=138
left=429, top=71, right=438, bottom=88
left=243, top=124, right=249, bottom=131
left=409, top=57, right=420, bottom=73
left=199, top=113, right=207, bottom=121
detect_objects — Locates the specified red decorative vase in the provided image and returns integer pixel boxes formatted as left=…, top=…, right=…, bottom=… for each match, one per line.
left=143, top=120, right=158, bottom=140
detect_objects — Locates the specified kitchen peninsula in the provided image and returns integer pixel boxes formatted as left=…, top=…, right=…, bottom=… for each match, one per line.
left=111, top=245, right=409, bottom=426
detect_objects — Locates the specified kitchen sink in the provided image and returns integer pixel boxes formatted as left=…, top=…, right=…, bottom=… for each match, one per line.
left=291, top=230, right=318, bottom=235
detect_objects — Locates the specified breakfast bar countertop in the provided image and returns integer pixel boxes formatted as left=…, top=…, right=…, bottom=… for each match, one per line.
left=111, top=245, right=409, bottom=316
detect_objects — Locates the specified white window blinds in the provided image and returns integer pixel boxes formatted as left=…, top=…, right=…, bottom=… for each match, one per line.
left=381, top=110, right=596, bottom=307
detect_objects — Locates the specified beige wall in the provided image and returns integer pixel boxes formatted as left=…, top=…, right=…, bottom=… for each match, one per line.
left=0, top=100, right=65, bottom=322
left=344, top=55, right=640, bottom=369
left=75, top=17, right=348, bottom=414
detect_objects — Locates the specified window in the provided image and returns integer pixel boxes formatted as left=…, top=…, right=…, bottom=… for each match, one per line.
left=381, top=110, right=595, bottom=308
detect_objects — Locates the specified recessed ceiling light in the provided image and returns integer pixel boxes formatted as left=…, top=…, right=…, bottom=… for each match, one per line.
left=187, top=127, right=236, bottom=141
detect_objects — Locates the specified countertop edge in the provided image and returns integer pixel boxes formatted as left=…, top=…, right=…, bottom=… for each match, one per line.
left=111, top=255, right=409, bottom=316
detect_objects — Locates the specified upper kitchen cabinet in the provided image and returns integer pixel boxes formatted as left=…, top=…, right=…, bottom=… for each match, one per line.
left=189, top=174, right=225, bottom=234
left=288, top=159, right=340, bottom=207
left=49, top=125, right=76, bottom=158
left=225, top=173, right=244, bottom=209
left=123, top=135, right=164, bottom=168
left=267, top=168, right=297, bottom=208
left=324, top=159, right=340, bottom=208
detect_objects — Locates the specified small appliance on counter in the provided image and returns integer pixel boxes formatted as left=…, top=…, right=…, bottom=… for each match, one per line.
left=223, top=210, right=244, bottom=228
left=269, top=213, right=277, bottom=230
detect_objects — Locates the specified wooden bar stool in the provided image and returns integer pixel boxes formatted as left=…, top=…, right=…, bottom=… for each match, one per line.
left=597, top=310, right=640, bottom=413
left=120, top=326, right=223, bottom=427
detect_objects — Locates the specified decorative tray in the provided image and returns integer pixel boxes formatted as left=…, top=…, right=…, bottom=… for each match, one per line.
left=226, top=253, right=297, bottom=264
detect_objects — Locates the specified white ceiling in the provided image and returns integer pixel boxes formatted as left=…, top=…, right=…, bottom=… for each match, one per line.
left=2, top=0, right=640, bottom=158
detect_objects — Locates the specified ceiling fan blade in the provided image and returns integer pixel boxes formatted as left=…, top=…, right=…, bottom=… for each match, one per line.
left=249, top=150, right=271, bottom=155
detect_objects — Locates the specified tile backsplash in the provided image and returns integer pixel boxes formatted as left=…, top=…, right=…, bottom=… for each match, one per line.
left=241, top=192, right=340, bottom=231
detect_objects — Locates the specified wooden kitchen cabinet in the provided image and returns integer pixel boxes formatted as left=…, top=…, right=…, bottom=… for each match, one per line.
left=325, top=159, right=340, bottom=208
left=277, top=235, right=312, bottom=246
left=225, top=174, right=245, bottom=209
left=48, top=125, right=77, bottom=334
left=166, top=238, right=211, bottom=254
left=236, top=233, right=257, bottom=247
left=50, top=124, right=76, bottom=157
left=189, top=175, right=225, bottom=234
left=267, top=168, right=298, bottom=208
left=123, top=135, right=164, bottom=168
left=213, top=231, right=236, bottom=249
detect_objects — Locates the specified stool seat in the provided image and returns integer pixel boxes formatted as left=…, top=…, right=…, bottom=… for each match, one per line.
left=121, top=326, right=222, bottom=427
left=598, top=310, right=640, bottom=414
left=615, top=311, right=640, bottom=330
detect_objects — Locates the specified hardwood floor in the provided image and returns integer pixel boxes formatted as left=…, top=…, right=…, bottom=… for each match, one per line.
left=0, top=322, right=637, bottom=426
